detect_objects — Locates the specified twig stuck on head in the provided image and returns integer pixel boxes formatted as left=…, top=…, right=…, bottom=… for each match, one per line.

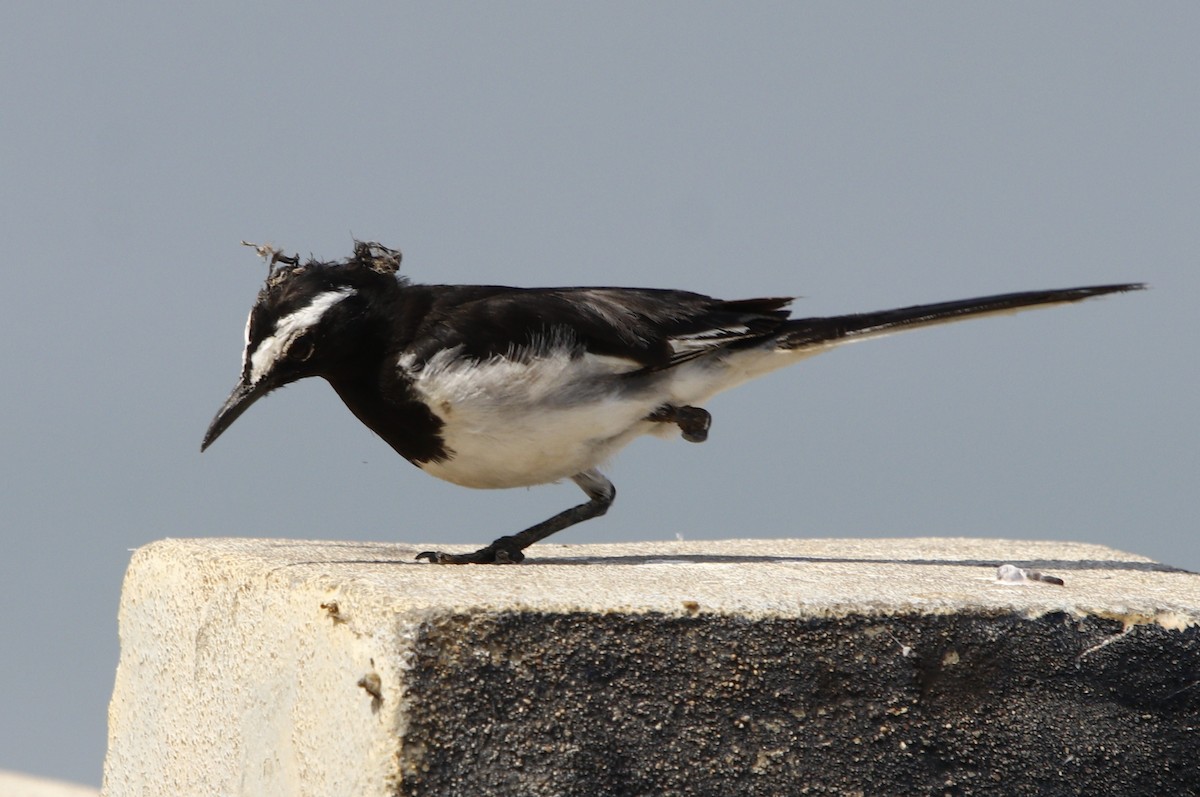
left=352, top=240, right=403, bottom=275
left=241, top=240, right=300, bottom=272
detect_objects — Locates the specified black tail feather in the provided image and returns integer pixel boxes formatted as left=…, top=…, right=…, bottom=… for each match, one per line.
left=779, top=283, right=1145, bottom=350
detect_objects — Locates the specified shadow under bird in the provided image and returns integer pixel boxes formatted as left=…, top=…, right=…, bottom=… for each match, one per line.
left=202, top=241, right=1143, bottom=564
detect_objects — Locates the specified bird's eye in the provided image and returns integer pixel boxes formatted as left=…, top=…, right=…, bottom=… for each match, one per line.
left=294, top=336, right=315, bottom=362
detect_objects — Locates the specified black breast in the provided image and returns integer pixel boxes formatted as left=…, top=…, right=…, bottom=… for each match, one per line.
left=325, top=374, right=450, bottom=465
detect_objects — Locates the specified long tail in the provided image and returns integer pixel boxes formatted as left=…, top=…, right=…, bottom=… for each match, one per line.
left=779, top=283, right=1145, bottom=350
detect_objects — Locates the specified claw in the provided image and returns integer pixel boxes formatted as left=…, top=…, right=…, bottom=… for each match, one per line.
left=675, top=406, right=711, bottom=443
left=648, top=404, right=711, bottom=443
left=415, top=547, right=525, bottom=565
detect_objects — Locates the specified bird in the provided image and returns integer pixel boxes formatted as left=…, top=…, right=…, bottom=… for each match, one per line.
left=202, top=241, right=1143, bottom=564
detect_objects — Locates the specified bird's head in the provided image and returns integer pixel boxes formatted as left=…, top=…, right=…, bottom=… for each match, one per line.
left=201, top=241, right=404, bottom=452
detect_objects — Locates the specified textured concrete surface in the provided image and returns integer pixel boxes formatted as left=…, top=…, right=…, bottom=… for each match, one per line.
left=102, top=538, right=1199, bottom=796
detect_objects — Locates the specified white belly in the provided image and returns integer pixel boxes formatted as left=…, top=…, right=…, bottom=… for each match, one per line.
left=419, top=399, right=658, bottom=489
left=406, top=348, right=663, bottom=489
left=405, top=343, right=823, bottom=489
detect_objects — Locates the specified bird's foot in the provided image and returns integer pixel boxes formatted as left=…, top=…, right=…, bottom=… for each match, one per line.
left=648, top=404, right=711, bottom=443
left=415, top=544, right=525, bottom=565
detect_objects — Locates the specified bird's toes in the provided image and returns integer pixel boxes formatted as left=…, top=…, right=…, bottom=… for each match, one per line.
left=676, top=406, right=712, bottom=443
left=646, top=404, right=712, bottom=443
left=414, top=547, right=525, bottom=565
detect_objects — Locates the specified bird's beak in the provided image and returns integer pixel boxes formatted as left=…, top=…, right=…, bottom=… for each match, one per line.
left=201, top=377, right=271, bottom=452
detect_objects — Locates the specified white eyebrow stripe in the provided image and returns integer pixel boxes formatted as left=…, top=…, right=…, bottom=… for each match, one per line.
left=248, top=288, right=355, bottom=384
left=240, top=307, right=256, bottom=376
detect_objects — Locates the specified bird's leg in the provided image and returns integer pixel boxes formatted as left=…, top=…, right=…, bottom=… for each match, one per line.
left=647, top=404, right=711, bottom=443
left=416, top=470, right=616, bottom=564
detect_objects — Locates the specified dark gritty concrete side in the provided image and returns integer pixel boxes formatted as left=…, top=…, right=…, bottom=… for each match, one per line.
left=400, top=610, right=1199, bottom=797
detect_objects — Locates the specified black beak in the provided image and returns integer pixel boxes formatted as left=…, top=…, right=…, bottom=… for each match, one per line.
left=201, top=378, right=271, bottom=452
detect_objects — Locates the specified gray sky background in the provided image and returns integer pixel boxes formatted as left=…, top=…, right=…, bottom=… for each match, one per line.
left=3, top=3, right=1196, bottom=785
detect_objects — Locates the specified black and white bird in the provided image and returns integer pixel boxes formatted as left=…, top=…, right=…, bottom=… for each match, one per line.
left=202, top=241, right=1142, bottom=564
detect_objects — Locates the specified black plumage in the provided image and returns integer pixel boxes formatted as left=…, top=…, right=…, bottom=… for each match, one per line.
left=203, top=241, right=1143, bottom=564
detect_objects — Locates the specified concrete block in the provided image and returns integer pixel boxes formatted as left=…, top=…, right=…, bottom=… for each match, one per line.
left=101, top=538, right=1199, bottom=796
left=0, top=770, right=98, bottom=797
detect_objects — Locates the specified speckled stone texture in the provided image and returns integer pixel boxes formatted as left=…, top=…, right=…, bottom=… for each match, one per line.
left=404, top=611, right=1198, bottom=796
left=102, top=538, right=1199, bottom=797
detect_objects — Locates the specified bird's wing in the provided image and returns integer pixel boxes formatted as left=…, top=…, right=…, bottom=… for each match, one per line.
left=404, top=286, right=795, bottom=370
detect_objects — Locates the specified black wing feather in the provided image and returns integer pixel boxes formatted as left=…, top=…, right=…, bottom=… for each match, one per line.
left=404, top=286, right=794, bottom=369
